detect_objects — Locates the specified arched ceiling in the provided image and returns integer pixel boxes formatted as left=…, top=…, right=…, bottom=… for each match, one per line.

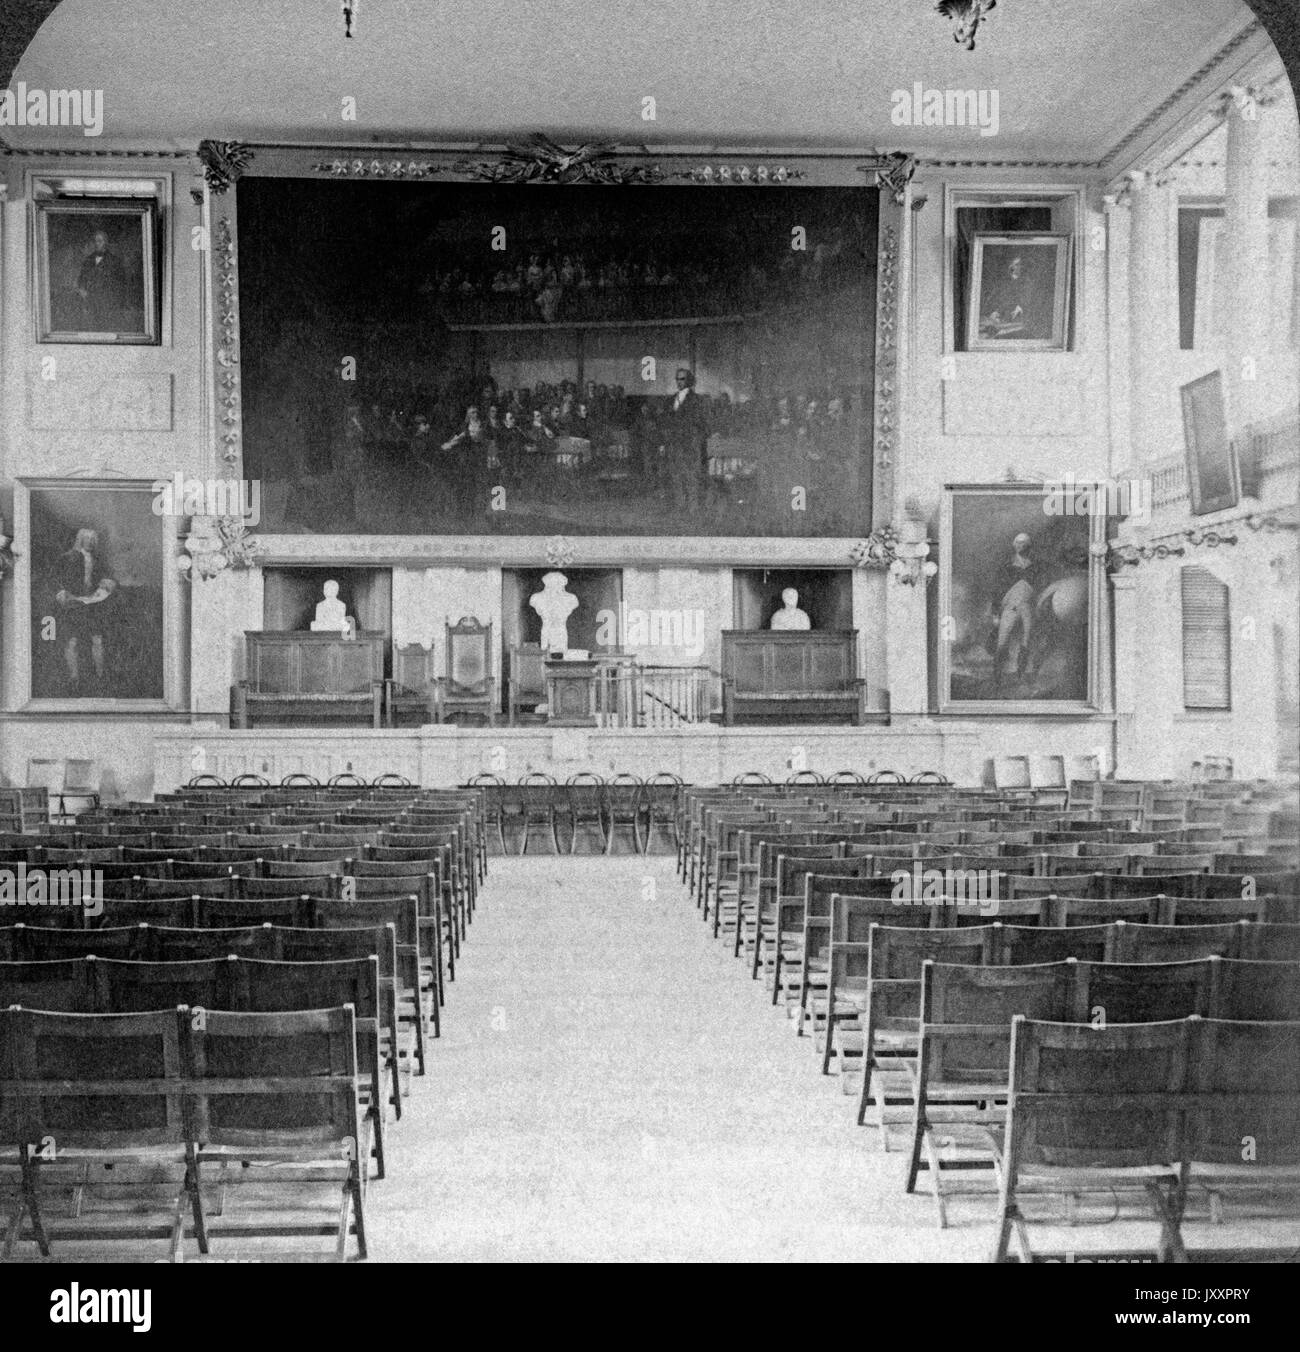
left=0, top=0, right=1293, bottom=161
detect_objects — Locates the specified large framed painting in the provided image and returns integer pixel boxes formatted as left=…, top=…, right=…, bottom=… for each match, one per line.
left=14, top=480, right=180, bottom=710
left=34, top=198, right=159, bottom=344
left=231, top=147, right=887, bottom=538
left=1180, top=370, right=1239, bottom=516
left=938, top=483, right=1106, bottom=714
left=965, top=233, right=1071, bottom=351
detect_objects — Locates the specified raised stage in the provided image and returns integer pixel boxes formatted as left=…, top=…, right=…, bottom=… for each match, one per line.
left=153, top=721, right=989, bottom=791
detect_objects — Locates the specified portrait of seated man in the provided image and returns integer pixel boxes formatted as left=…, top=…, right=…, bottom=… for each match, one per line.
left=971, top=236, right=1067, bottom=347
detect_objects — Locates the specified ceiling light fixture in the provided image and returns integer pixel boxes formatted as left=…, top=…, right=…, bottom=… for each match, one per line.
left=342, top=1, right=357, bottom=39
left=936, top=0, right=996, bottom=52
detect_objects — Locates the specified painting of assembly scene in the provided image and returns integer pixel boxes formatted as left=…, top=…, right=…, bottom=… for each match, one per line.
left=24, top=482, right=166, bottom=701
left=34, top=199, right=159, bottom=344
left=239, top=179, right=876, bottom=535
left=939, top=484, right=1102, bottom=712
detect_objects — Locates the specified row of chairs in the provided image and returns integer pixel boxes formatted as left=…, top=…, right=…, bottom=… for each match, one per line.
left=0, top=784, right=495, bottom=1260
left=465, top=772, right=682, bottom=855
left=0, top=1004, right=369, bottom=1261
left=682, top=778, right=1300, bottom=1260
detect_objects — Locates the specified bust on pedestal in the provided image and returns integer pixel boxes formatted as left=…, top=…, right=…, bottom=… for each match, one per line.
left=770, top=587, right=811, bottom=631
left=310, top=579, right=354, bottom=635
left=530, top=571, right=579, bottom=654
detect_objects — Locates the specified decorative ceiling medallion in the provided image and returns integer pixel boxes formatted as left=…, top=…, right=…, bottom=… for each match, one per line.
left=454, top=135, right=663, bottom=185
left=937, top=0, right=997, bottom=52
left=198, top=140, right=254, bottom=194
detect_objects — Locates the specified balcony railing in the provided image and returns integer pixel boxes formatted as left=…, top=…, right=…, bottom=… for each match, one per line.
left=595, top=662, right=714, bottom=728
left=1146, top=408, right=1298, bottom=515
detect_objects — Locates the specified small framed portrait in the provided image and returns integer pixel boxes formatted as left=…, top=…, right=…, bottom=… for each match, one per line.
left=966, top=233, right=1071, bottom=351
left=13, top=480, right=181, bottom=710
left=1180, top=370, right=1240, bottom=516
left=938, top=483, right=1106, bottom=714
left=34, top=198, right=159, bottom=344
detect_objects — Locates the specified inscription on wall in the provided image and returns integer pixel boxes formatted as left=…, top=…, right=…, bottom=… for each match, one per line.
left=30, top=375, right=175, bottom=431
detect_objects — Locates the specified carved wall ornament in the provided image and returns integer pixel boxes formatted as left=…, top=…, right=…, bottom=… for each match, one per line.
left=874, top=224, right=899, bottom=471
left=1108, top=510, right=1299, bottom=570
left=453, top=135, right=664, bottom=185
left=311, top=157, right=446, bottom=179
left=214, top=218, right=241, bottom=467
left=544, top=535, right=576, bottom=569
left=178, top=515, right=260, bottom=582
left=850, top=521, right=937, bottom=585
left=198, top=140, right=254, bottom=194
left=667, top=163, right=805, bottom=184
left=866, top=151, right=917, bottom=205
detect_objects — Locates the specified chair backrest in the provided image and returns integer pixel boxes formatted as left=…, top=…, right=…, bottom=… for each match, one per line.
left=1239, top=922, right=1300, bottom=961
left=1074, top=957, right=1214, bottom=1023
left=993, top=756, right=1032, bottom=790
left=869, top=924, right=992, bottom=981
left=1, top=1006, right=187, bottom=1150
left=96, top=955, right=231, bottom=1012
left=1029, top=755, right=1066, bottom=790
left=197, top=896, right=315, bottom=929
left=146, top=924, right=277, bottom=961
left=0, top=957, right=96, bottom=1011
left=1212, top=958, right=1300, bottom=1021
left=25, top=758, right=65, bottom=794
left=1189, top=1019, right=1300, bottom=1166
left=445, top=617, right=492, bottom=697
left=1110, top=920, right=1244, bottom=963
left=1005, top=1015, right=1192, bottom=1170
left=993, top=922, right=1111, bottom=965
left=274, top=924, right=396, bottom=982
left=185, top=1005, right=362, bottom=1153
left=17, top=924, right=144, bottom=961
left=63, top=759, right=101, bottom=795
left=1161, top=896, right=1270, bottom=926
left=921, top=960, right=1076, bottom=1086
left=392, top=643, right=436, bottom=696
left=509, top=643, right=548, bottom=703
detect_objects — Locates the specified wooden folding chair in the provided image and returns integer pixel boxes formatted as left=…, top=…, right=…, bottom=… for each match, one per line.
left=906, top=961, right=1076, bottom=1229
left=992, top=1015, right=1192, bottom=1263
left=1, top=1006, right=195, bottom=1261
left=1185, top=1019, right=1300, bottom=1244
left=184, top=1006, right=367, bottom=1261
left=855, top=925, right=995, bottom=1139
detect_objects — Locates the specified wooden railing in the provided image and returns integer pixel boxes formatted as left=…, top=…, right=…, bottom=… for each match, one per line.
left=594, top=662, right=713, bottom=728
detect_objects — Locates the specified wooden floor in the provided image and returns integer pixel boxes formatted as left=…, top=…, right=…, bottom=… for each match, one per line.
left=367, top=855, right=988, bottom=1262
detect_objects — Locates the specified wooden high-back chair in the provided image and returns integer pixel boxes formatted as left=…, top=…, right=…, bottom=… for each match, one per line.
left=508, top=642, right=548, bottom=725
left=387, top=643, right=438, bottom=726
left=436, top=618, right=496, bottom=725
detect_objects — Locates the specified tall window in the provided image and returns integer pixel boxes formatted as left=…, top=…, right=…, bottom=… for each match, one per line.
left=1181, top=566, right=1231, bottom=710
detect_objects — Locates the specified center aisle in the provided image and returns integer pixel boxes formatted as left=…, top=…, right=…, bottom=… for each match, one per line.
left=368, top=855, right=985, bottom=1261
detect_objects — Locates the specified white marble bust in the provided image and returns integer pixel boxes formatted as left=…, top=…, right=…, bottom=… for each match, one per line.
left=530, top=571, right=579, bottom=653
left=770, top=587, right=811, bottom=631
left=310, top=579, right=352, bottom=633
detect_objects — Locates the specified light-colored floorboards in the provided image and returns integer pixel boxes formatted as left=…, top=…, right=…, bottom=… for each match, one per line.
left=367, top=854, right=986, bottom=1262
